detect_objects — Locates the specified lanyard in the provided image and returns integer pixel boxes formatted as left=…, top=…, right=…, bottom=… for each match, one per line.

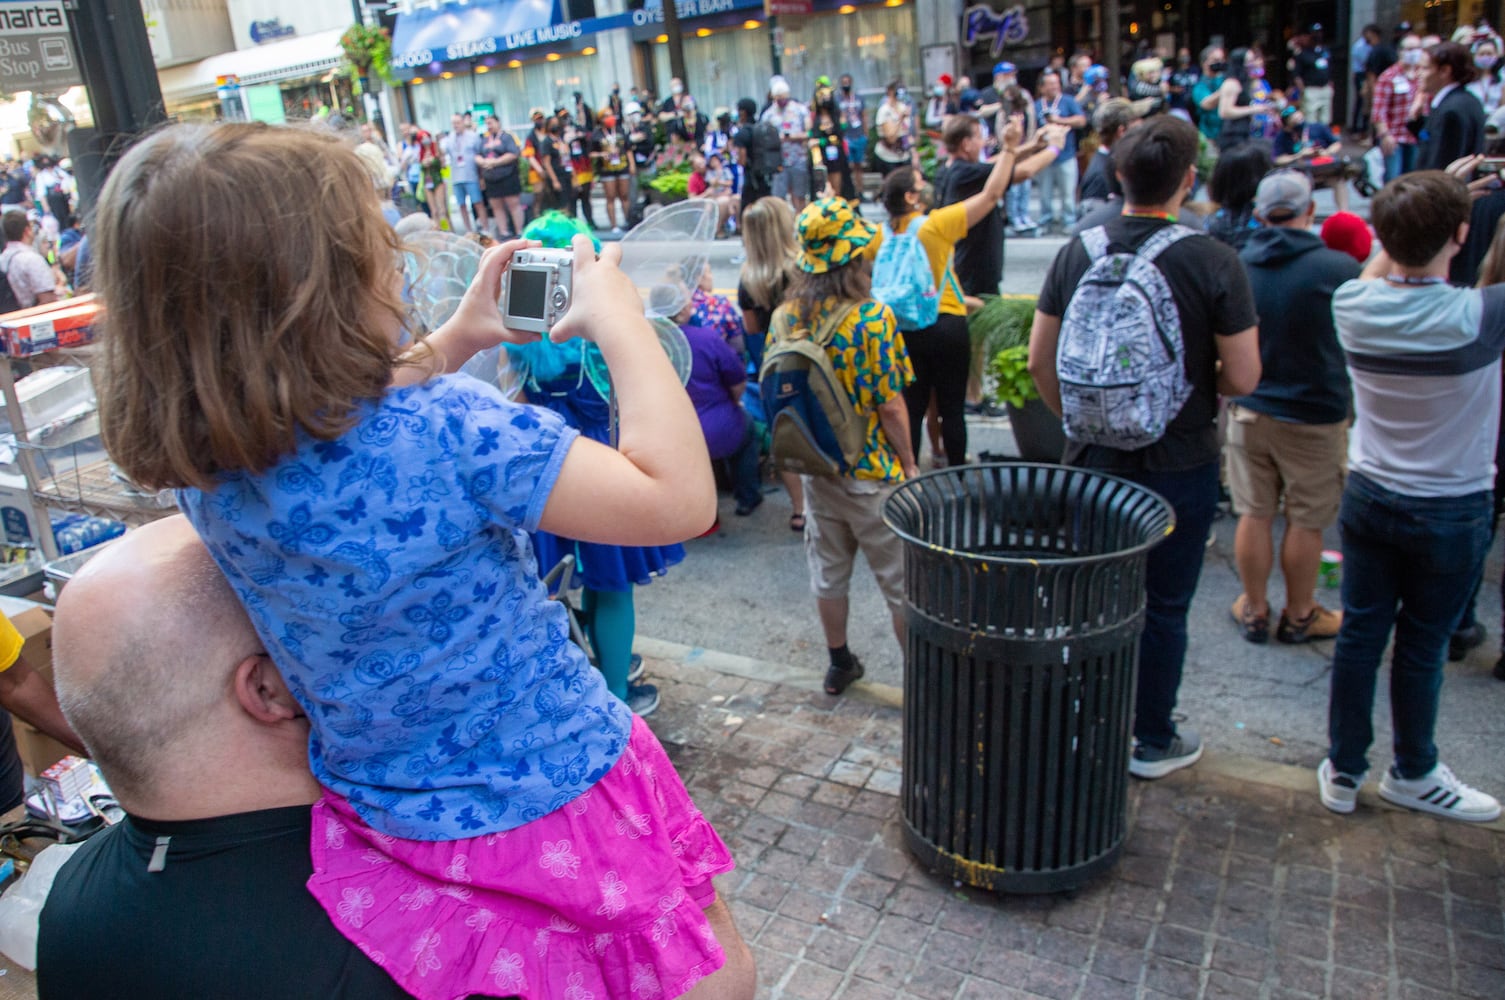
left=1385, top=274, right=1446, bottom=285
left=1122, top=210, right=1178, bottom=223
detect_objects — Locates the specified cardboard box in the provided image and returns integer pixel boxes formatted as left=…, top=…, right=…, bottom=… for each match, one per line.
left=5, top=607, right=69, bottom=777
left=15, top=722, right=72, bottom=777
left=0, top=295, right=99, bottom=358
left=9, top=606, right=52, bottom=686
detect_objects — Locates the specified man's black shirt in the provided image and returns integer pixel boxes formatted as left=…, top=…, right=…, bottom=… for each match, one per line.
left=39, top=807, right=412, bottom=1000
left=934, top=159, right=1003, bottom=296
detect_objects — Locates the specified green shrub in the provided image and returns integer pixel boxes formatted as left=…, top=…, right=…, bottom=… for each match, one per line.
left=987, top=345, right=1040, bottom=408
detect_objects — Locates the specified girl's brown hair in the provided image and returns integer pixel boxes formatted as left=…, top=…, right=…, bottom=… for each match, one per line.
left=95, top=122, right=411, bottom=491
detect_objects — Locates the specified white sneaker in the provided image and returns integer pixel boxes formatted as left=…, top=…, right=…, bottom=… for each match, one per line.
left=1378, top=763, right=1501, bottom=823
left=1317, top=758, right=1363, bottom=815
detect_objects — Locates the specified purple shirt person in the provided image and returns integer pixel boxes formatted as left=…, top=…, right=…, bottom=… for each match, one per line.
left=680, top=321, right=764, bottom=516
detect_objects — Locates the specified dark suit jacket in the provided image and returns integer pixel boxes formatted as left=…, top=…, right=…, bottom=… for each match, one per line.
left=1413, top=84, right=1486, bottom=172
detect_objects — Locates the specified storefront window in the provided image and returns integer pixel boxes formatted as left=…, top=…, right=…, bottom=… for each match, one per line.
left=409, top=55, right=600, bottom=136
left=653, top=5, right=918, bottom=112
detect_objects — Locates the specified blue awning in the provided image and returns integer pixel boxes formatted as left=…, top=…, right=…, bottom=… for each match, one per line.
left=391, top=0, right=633, bottom=69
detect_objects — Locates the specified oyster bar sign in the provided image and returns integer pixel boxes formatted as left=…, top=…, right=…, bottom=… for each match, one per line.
left=0, top=1, right=80, bottom=95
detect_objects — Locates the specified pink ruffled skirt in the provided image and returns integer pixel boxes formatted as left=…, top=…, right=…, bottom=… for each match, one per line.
left=308, top=717, right=735, bottom=1000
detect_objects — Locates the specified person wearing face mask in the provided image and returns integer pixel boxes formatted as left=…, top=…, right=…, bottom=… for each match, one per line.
left=1273, top=105, right=1350, bottom=212
left=1411, top=41, right=1486, bottom=172
left=1226, top=169, right=1359, bottom=648
left=1167, top=48, right=1200, bottom=119
left=1216, top=47, right=1272, bottom=150
left=873, top=80, right=915, bottom=179
left=1468, top=40, right=1503, bottom=114
left=836, top=74, right=868, bottom=199
left=870, top=125, right=1022, bottom=469
left=760, top=76, right=813, bottom=210
left=923, top=75, right=956, bottom=128
left=1373, top=33, right=1424, bottom=180
left=659, top=77, right=691, bottom=123
left=1192, top=46, right=1227, bottom=142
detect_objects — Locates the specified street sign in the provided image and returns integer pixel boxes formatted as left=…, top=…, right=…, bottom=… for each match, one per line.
left=0, top=0, right=81, bottom=96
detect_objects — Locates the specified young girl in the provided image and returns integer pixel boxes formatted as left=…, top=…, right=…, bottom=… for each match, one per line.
left=94, top=123, right=752, bottom=1000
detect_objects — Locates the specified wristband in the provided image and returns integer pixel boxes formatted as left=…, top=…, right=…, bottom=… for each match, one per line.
left=1046, top=145, right=1062, bottom=157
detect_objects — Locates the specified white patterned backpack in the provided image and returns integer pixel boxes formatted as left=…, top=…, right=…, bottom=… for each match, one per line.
left=1056, top=224, right=1198, bottom=449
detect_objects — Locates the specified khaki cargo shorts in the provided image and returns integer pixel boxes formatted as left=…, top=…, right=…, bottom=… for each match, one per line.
left=802, top=475, right=906, bottom=613
left=1225, top=403, right=1348, bottom=530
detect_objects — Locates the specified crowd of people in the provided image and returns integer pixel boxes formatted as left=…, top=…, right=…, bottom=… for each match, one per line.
left=7, top=20, right=1505, bottom=1000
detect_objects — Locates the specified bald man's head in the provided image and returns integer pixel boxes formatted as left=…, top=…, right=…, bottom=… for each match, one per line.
left=53, top=517, right=263, bottom=800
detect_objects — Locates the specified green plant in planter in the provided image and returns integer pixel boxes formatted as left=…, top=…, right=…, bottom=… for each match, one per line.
left=988, top=345, right=1040, bottom=409
left=646, top=164, right=690, bottom=197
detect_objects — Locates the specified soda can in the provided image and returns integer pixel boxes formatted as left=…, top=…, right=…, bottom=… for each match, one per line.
left=1319, top=550, right=1342, bottom=589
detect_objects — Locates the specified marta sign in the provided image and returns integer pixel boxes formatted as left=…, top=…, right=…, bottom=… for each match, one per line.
left=0, top=1, right=80, bottom=96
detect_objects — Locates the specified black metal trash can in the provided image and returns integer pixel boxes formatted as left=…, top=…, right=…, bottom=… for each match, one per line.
left=882, top=463, right=1174, bottom=893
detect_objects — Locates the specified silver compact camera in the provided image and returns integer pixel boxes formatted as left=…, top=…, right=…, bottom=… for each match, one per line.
left=501, top=249, right=574, bottom=334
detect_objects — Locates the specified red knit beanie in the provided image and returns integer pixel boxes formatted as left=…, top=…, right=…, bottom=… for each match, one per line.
left=1321, top=212, right=1373, bottom=264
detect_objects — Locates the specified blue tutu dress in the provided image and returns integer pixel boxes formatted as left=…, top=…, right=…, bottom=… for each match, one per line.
left=510, top=340, right=685, bottom=592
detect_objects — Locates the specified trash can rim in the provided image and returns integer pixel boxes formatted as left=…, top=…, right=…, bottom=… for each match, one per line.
left=881, top=461, right=1177, bottom=567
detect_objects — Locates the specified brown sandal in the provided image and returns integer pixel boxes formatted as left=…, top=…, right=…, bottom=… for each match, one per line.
left=789, top=513, right=806, bottom=532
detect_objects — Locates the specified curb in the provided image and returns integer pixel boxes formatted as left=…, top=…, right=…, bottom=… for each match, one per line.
left=636, top=635, right=1505, bottom=833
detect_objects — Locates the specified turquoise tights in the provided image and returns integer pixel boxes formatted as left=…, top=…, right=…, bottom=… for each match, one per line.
left=581, top=586, right=635, bottom=700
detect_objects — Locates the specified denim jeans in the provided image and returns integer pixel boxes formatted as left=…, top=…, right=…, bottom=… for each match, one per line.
left=1328, top=472, right=1493, bottom=779
left=1107, top=461, right=1220, bottom=750
left=1384, top=143, right=1417, bottom=184
left=726, top=420, right=763, bottom=509
left=1006, top=178, right=1033, bottom=225
left=1035, top=155, right=1078, bottom=227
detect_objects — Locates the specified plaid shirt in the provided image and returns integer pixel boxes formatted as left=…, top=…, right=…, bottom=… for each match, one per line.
left=1373, top=63, right=1419, bottom=145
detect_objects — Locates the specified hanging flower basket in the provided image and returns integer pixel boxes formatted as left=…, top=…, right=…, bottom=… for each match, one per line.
left=340, top=23, right=396, bottom=87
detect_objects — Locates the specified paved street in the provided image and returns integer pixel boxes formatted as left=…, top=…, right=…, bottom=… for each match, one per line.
left=640, top=650, right=1505, bottom=1000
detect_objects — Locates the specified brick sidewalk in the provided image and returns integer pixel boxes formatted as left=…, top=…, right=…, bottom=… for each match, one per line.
left=643, top=657, right=1505, bottom=1000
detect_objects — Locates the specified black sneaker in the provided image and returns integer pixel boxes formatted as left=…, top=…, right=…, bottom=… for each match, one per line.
left=1449, top=622, right=1487, bottom=662
left=627, top=653, right=644, bottom=684
left=625, top=683, right=660, bottom=717
left=1130, top=729, right=1203, bottom=779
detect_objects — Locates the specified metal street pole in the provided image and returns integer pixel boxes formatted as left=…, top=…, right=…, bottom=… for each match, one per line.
left=64, top=0, right=168, bottom=215
left=1101, top=0, right=1121, bottom=95
left=664, top=0, right=688, bottom=90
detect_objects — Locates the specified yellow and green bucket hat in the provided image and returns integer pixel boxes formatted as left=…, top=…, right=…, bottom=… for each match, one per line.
left=795, top=197, right=878, bottom=274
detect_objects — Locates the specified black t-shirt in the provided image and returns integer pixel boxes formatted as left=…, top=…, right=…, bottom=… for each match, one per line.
left=1293, top=45, right=1333, bottom=87
left=1037, top=217, right=1259, bottom=472
left=37, top=807, right=416, bottom=1000
left=480, top=131, right=520, bottom=183
left=1077, top=147, right=1121, bottom=202
left=933, top=159, right=1003, bottom=296
left=628, top=125, right=657, bottom=169
left=532, top=132, right=567, bottom=183
left=1365, top=43, right=1397, bottom=79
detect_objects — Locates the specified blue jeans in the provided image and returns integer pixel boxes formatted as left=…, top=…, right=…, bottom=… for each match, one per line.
left=1384, top=143, right=1417, bottom=184
left=1108, top=462, right=1220, bottom=749
left=1035, top=156, right=1078, bottom=227
left=1006, top=178, right=1033, bottom=225
left=1328, top=472, right=1493, bottom=779
left=726, top=420, right=763, bottom=509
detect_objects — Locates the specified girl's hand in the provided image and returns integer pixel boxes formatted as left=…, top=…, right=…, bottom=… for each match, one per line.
left=424, top=239, right=542, bottom=370
left=550, top=236, right=644, bottom=345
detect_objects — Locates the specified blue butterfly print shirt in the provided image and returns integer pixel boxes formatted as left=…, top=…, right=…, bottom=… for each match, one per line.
left=177, top=374, right=632, bottom=841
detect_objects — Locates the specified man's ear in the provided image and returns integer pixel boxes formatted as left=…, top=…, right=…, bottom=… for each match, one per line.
left=1457, top=220, right=1471, bottom=247
left=233, top=654, right=304, bottom=724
